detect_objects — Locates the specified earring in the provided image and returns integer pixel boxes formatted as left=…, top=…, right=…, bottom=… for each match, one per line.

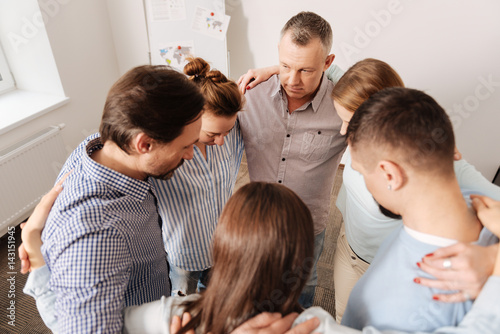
left=387, top=184, right=392, bottom=190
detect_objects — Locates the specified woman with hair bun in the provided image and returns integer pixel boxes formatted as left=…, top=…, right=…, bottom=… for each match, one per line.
left=24, top=56, right=246, bottom=302
left=151, top=57, right=246, bottom=297
left=183, top=57, right=244, bottom=147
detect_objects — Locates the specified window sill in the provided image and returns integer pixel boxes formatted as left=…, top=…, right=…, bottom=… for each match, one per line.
left=0, top=90, right=69, bottom=135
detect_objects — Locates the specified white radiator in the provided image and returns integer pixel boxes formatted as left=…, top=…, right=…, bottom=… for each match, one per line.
left=0, top=125, right=67, bottom=236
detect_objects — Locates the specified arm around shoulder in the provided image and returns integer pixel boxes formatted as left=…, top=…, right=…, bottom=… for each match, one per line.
left=124, top=294, right=199, bottom=334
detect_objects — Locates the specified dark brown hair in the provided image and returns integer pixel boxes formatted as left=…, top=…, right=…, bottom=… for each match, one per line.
left=178, top=182, right=315, bottom=334
left=184, top=57, right=243, bottom=117
left=100, top=65, right=205, bottom=153
left=347, top=87, right=455, bottom=175
left=332, top=58, right=404, bottom=113
left=280, top=11, right=333, bottom=55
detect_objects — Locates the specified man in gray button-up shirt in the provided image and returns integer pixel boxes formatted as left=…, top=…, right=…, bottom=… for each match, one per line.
left=238, top=12, right=347, bottom=307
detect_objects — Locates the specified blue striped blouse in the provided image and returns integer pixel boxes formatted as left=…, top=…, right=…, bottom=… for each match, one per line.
left=152, top=121, right=244, bottom=271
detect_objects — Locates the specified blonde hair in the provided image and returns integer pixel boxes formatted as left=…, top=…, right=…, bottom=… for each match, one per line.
left=184, top=57, right=243, bottom=117
left=332, top=58, right=404, bottom=113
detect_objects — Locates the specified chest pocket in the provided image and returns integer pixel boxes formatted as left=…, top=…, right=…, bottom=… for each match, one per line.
left=300, top=131, right=334, bottom=162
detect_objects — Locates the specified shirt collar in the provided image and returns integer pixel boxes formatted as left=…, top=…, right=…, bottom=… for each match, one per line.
left=270, top=74, right=282, bottom=99
left=82, top=137, right=152, bottom=202
left=271, top=73, right=330, bottom=114
left=311, top=73, right=329, bottom=113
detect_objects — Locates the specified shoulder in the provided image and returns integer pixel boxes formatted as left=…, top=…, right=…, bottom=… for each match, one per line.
left=325, top=63, right=345, bottom=85
left=244, top=75, right=280, bottom=102
left=455, top=159, right=500, bottom=201
left=45, top=173, right=129, bottom=240
left=316, top=75, right=335, bottom=105
left=58, top=134, right=101, bottom=179
left=370, top=226, right=405, bottom=261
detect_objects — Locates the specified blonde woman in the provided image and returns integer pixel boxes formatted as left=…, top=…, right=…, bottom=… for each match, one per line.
left=239, top=59, right=500, bottom=322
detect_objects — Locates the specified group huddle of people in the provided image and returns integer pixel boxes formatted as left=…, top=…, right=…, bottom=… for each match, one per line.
left=18, top=11, right=500, bottom=334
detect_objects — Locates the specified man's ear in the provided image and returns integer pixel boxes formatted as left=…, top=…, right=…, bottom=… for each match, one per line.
left=378, top=160, right=405, bottom=191
left=324, top=54, right=335, bottom=71
left=132, top=133, right=154, bottom=155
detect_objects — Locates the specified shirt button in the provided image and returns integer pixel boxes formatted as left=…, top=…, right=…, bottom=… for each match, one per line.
left=282, top=158, right=285, bottom=161
left=318, top=131, right=322, bottom=134
left=286, top=134, right=290, bottom=137
left=278, top=180, right=282, bottom=183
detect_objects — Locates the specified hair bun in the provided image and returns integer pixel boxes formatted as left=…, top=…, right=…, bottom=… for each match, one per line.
left=184, top=57, right=210, bottom=79
left=206, top=70, right=227, bottom=84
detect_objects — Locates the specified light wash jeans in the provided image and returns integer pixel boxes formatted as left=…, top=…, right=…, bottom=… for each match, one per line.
left=169, top=264, right=211, bottom=296
left=298, top=229, right=326, bottom=308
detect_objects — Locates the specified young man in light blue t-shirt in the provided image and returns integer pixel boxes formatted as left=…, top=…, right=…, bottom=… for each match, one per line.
left=343, top=87, right=499, bottom=332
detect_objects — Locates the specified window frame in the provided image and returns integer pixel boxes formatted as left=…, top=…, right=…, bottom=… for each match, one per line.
left=0, top=43, right=15, bottom=95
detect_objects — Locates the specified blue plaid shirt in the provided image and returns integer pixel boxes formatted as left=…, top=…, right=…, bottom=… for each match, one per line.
left=41, top=134, right=170, bottom=333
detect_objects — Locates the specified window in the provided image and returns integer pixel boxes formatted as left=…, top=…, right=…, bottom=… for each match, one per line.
left=0, top=44, right=15, bottom=94
left=0, top=0, right=68, bottom=135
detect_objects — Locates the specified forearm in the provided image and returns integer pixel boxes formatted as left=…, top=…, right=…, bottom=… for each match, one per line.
left=494, top=244, right=500, bottom=276
left=22, top=227, right=45, bottom=270
left=124, top=297, right=169, bottom=334
left=124, top=294, right=198, bottom=334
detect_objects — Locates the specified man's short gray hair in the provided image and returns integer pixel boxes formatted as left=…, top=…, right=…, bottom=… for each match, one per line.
left=280, top=11, right=333, bottom=55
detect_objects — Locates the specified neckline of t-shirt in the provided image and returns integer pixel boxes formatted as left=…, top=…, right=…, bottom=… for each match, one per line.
left=403, top=225, right=458, bottom=247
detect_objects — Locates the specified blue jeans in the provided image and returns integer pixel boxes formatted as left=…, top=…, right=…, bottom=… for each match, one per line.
left=299, top=229, right=325, bottom=308
left=169, top=264, right=211, bottom=296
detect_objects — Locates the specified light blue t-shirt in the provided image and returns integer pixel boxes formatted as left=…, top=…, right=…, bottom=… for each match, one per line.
left=342, top=225, right=499, bottom=332
left=325, top=63, right=346, bottom=84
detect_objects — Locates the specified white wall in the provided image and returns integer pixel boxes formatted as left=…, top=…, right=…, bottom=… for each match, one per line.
left=226, top=0, right=500, bottom=180
left=0, top=0, right=63, bottom=96
left=106, top=0, right=149, bottom=75
left=0, top=0, right=120, bottom=157
left=1, top=0, right=498, bottom=181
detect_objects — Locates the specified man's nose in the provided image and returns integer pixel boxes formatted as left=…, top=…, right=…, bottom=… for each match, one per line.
left=289, top=71, right=300, bottom=85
